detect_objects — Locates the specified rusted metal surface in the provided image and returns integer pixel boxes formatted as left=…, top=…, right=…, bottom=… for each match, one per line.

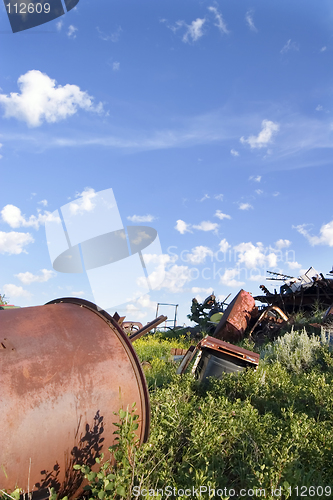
left=122, top=321, right=144, bottom=334
left=213, top=289, right=255, bottom=342
left=0, top=297, right=150, bottom=499
left=128, top=315, right=167, bottom=342
left=248, top=306, right=288, bottom=337
left=193, top=336, right=259, bottom=381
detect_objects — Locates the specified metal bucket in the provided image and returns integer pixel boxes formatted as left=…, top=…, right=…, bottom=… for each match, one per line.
left=0, top=298, right=150, bottom=498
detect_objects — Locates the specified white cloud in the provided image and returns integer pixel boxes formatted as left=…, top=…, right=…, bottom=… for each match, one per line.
left=208, top=6, right=229, bottom=34
left=255, top=189, right=263, bottom=195
left=97, top=26, right=122, bottom=42
left=230, top=149, right=239, bottom=156
left=68, top=187, right=97, bottom=215
left=185, top=246, right=213, bottom=264
left=249, top=175, right=261, bottom=182
left=0, top=70, right=103, bottom=127
left=191, top=287, right=214, bottom=295
left=220, top=268, right=245, bottom=287
left=239, top=203, right=253, bottom=210
left=214, top=210, right=231, bottom=220
left=192, top=220, right=219, bottom=232
left=67, top=25, right=78, bottom=38
left=214, top=194, right=224, bottom=201
left=159, top=264, right=192, bottom=293
left=280, top=39, right=299, bottom=54
left=15, top=269, right=56, bottom=285
left=0, top=142, right=3, bottom=160
left=320, top=46, right=327, bottom=52
left=245, top=10, right=257, bottom=32
left=38, top=199, right=48, bottom=207
left=1, top=204, right=60, bottom=230
left=275, top=239, right=291, bottom=249
left=127, top=214, right=156, bottom=223
left=218, top=238, right=230, bottom=253
left=316, top=105, right=323, bottom=111
left=182, top=18, right=206, bottom=43
left=71, top=290, right=85, bottom=296
left=294, top=221, right=333, bottom=247
left=2, top=283, right=31, bottom=299
left=287, top=261, right=302, bottom=270
left=175, top=219, right=192, bottom=234
left=56, top=20, right=63, bottom=31
left=240, top=120, right=279, bottom=149
left=113, top=62, right=120, bottom=71
left=199, top=194, right=210, bottom=202
left=0, top=231, right=34, bottom=254
left=234, top=241, right=278, bottom=269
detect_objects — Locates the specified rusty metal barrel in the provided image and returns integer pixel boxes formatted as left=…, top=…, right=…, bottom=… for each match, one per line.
left=0, top=298, right=150, bottom=498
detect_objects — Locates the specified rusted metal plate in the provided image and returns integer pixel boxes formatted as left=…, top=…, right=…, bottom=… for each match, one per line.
left=0, top=298, right=150, bottom=499
left=199, top=336, right=259, bottom=367
left=213, top=289, right=255, bottom=342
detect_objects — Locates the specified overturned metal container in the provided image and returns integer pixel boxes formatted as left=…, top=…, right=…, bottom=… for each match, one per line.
left=0, top=298, right=150, bottom=499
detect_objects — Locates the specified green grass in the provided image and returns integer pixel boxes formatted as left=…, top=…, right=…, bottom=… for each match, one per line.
left=2, top=329, right=333, bottom=500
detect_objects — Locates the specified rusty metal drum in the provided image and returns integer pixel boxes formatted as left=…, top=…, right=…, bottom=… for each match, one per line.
left=0, top=298, right=150, bottom=498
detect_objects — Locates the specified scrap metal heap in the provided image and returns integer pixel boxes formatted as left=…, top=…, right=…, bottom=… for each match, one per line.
left=254, top=267, right=333, bottom=314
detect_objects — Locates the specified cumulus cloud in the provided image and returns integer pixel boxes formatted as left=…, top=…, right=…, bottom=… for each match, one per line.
left=182, top=18, right=206, bottom=43
left=56, top=20, right=63, bottom=31
left=0, top=70, right=103, bottom=127
left=208, top=6, right=229, bottom=34
left=294, top=221, right=333, bottom=247
left=234, top=241, right=278, bottom=269
left=191, top=286, right=214, bottom=295
left=280, top=39, right=299, bottom=54
left=175, top=219, right=192, bottom=234
left=2, top=283, right=31, bottom=298
left=192, top=220, right=219, bottom=232
left=245, top=10, right=257, bottom=32
left=127, top=214, right=156, bottom=223
left=214, top=210, right=231, bottom=220
left=275, top=239, right=291, bottom=249
left=199, top=194, right=210, bottom=202
left=239, top=203, right=253, bottom=210
left=113, top=62, right=120, bottom=71
left=287, top=261, right=302, bottom=270
left=218, top=238, right=230, bottom=253
left=1, top=204, right=60, bottom=230
left=159, top=264, right=192, bottom=293
left=38, top=199, right=48, bottom=207
left=68, top=187, right=97, bottom=215
left=220, top=268, right=245, bottom=287
left=185, top=246, right=213, bottom=264
left=15, top=269, right=56, bottom=285
left=214, top=194, right=224, bottom=201
left=240, top=120, right=279, bottom=149
left=230, top=149, right=239, bottom=156
left=67, top=25, right=78, bottom=38
left=0, top=231, right=34, bottom=254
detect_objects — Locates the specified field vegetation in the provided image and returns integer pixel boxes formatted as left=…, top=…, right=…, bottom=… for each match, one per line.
left=1, top=316, right=333, bottom=500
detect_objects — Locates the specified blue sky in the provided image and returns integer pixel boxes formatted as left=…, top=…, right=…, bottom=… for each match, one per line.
left=1, top=0, right=333, bottom=325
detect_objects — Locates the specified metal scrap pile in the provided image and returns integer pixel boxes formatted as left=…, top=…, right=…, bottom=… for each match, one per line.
left=189, top=267, right=333, bottom=344
left=255, top=267, right=333, bottom=314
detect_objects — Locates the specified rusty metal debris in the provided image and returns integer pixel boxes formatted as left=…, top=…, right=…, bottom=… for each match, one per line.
left=177, top=336, right=259, bottom=380
left=255, top=267, right=333, bottom=313
left=213, top=289, right=256, bottom=342
left=112, top=311, right=168, bottom=342
left=0, top=297, right=150, bottom=499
